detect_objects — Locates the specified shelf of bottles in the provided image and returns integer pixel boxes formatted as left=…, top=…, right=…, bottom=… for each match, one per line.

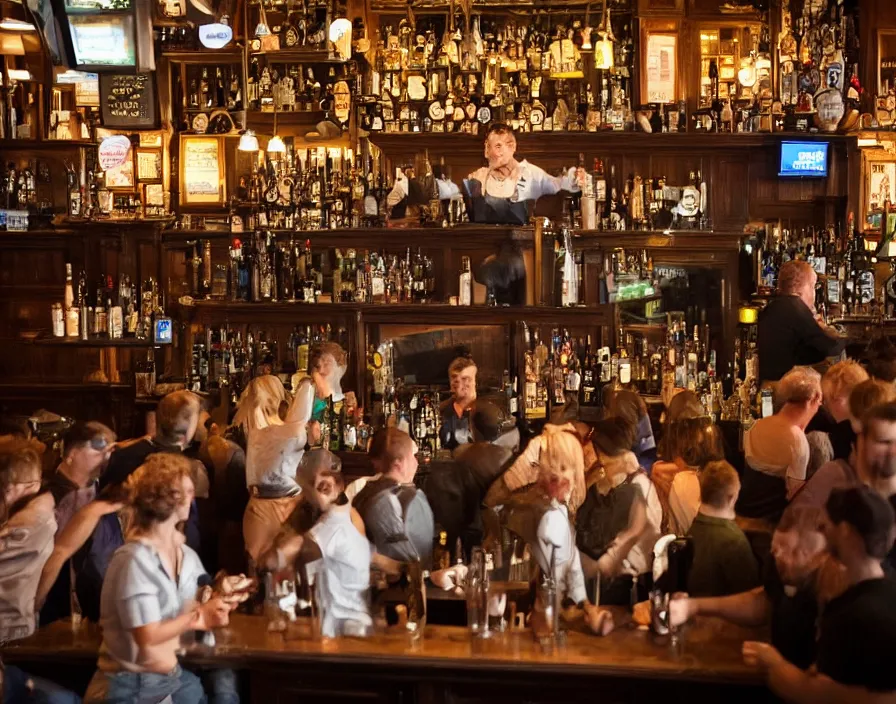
left=752, top=220, right=885, bottom=321
left=358, top=0, right=635, bottom=136
left=245, top=0, right=356, bottom=133
left=0, top=143, right=102, bottom=230
left=174, top=63, right=247, bottom=135
left=48, top=264, right=170, bottom=346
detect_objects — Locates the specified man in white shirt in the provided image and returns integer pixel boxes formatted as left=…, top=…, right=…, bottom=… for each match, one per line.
left=265, top=450, right=372, bottom=637
left=463, top=123, right=582, bottom=225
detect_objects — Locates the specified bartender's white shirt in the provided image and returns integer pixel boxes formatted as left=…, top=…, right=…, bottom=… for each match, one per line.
left=306, top=504, right=372, bottom=637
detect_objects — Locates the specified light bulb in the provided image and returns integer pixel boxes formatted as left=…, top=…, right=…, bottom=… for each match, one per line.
left=238, top=131, right=259, bottom=152
left=266, top=135, right=286, bottom=153
left=0, top=18, right=35, bottom=31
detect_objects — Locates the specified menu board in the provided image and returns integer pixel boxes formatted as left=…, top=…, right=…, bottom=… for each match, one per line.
left=181, top=136, right=225, bottom=205
left=100, top=73, right=157, bottom=129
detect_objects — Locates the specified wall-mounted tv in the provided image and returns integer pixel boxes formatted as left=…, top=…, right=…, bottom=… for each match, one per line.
left=779, top=141, right=830, bottom=178
left=50, top=0, right=154, bottom=72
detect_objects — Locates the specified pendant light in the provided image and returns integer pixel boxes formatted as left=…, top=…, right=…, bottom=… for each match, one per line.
left=255, top=1, right=271, bottom=38
left=266, top=102, right=285, bottom=153
left=238, top=130, right=259, bottom=152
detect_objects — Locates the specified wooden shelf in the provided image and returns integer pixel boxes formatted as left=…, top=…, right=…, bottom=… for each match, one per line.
left=190, top=300, right=611, bottom=326
left=369, top=131, right=856, bottom=158
left=31, top=336, right=158, bottom=349
left=572, top=230, right=745, bottom=251
left=246, top=110, right=329, bottom=127
left=0, top=382, right=131, bottom=393
left=162, top=225, right=534, bottom=248
left=0, top=140, right=96, bottom=151
left=161, top=48, right=245, bottom=63
left=250, top=48, right=344, bottom=63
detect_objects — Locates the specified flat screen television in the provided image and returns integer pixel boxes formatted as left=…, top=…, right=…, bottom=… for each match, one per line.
left=51, top=0, right=153, bottom=72
left=779, top=141, right=830, bottom=178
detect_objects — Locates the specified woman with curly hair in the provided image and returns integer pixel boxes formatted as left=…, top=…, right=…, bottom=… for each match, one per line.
left=85, top=453, right=233, bottom=704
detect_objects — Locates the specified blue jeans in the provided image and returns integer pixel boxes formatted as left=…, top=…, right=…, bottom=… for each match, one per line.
left=101, top=665, right=206, bottom=704
left=197, top=668, right=239, bottom=704
left=3, top=665, right=81, bottom=704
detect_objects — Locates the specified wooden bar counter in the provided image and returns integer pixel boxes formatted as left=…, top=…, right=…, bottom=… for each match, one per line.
left=3, top=612, right=774, bottom=703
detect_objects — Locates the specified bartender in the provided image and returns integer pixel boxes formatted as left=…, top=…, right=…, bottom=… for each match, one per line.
left=758, top=259, right=845, bottom=384
left=439, top=357, right=481, bottom=450
left=464, top=123, right=582, bottom=225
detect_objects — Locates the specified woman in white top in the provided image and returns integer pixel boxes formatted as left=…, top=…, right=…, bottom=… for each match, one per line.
left=86, top=454, right=232, bottom=704
left=737, top=367, right=821, bottom=525
left=235, top=375, right=316, bottom=567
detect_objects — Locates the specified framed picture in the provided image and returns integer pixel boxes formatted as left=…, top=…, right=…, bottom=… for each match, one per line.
left=869, top=161, right=896, bottom=213
left=144, top=183, right=165, bottom=206
left=143, top=183, right=166, bottom=216
left=136, top=148, right=162, bottom=182
left=642, top=31, right=678, bottom=103
left=104, top=151, right=135, bottom=189
left=180, top=135, right=226, bottom=207
left=140, top=132, right=164, bottom=148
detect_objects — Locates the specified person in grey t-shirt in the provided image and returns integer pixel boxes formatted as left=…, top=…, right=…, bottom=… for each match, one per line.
left=85, top=454, right=233, bottom=704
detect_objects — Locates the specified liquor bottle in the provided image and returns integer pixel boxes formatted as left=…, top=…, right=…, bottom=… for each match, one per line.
left=215, top=67, right=226, bottom=108
left=109, top=295, right=123, bottom=339
left=579, top=153, right=596, bottom=231
left=200, top=68, right=211, bottom=109
left=459, top=256, right=472, bottom=305
left=94, top=294, right=107, bottom=338
left=556, top=226, right=578, bottom=306
left=189, top=79, right=199, bottom=108
left=64, top=264, right=79, bottom=338
left=618, top=342, right=632, bottom=386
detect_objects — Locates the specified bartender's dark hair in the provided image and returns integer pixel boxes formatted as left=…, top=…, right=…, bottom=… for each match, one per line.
left=591, top=417, right=635, bottom=457
left=484, top=122, right=515, bottom=140
left=448, top=356, right=477, bottom=377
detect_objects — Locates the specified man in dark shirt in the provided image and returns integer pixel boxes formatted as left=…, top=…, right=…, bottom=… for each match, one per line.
left=758, top=260, right=844, bottom=384
left=744, top=487, right=896, bottom=702
left=670, top=506, right=836, bottom=670
left=39, top=421, right=115, bottom=625
left=98, top=390, right=202, bottom=551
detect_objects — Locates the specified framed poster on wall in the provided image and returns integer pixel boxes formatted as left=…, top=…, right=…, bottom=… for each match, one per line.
left=180, top=135, right=226, bottom=207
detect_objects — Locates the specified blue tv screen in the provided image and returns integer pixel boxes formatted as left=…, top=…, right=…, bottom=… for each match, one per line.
left=779, top=141, right=829, bottom=178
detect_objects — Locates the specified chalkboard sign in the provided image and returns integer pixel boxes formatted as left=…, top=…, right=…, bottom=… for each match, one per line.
left=100, top=73, right=158, bottom=129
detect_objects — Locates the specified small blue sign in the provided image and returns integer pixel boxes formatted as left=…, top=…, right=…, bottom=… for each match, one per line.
left=154, top=317, right=173, bottom=345
left=779, top=141, right=829, bottom=178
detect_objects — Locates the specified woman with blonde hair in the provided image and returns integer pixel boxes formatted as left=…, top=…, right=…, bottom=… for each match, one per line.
left=502, top=427, right=614, bottom=635
left=235, top=374, right=317, bottom=569
left=484, top=410, right=592, bottom=512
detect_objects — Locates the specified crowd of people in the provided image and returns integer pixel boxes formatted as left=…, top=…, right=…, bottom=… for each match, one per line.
left=2, top=328, right=896, bottom=703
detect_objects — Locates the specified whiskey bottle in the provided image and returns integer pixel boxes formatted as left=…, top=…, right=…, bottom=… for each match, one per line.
left=459, top=255, right=472, bottom=305
left=63, top=264, right=79, bottom=338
